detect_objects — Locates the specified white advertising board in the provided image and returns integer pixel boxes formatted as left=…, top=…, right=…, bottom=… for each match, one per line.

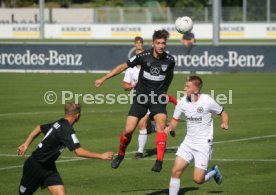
left=0, top=23, right=275, bottom=39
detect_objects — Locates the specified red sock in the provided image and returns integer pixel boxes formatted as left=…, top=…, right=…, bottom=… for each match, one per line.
left=119, top=131, right=132, bottom=156
left=156, top=132, right=167, bottom=161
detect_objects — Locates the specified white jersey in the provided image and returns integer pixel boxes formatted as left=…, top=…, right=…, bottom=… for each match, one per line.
left=123, top=66, right=140, bottom=87
left=173, top=94, right=223, bottom=144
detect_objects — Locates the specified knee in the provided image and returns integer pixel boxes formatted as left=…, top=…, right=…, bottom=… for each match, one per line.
left=171, top=168, right=182, bottom=178
left=138, top=121, right=147, bottom=130
left=193, top=176, right=204, bottom=184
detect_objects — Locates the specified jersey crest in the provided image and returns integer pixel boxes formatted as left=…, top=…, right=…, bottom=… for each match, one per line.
left=161, top=64, right=168, bottom=71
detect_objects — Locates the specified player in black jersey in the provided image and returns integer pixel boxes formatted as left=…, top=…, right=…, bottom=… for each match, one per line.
left=95, top=29, right=175, bottom=172
left=18, top=102, right=114, bottom=195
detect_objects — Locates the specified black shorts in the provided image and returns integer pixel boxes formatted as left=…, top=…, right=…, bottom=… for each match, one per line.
left=128, top=94, right=167, bottom=119
left=19, top=156, right=63, bottom=195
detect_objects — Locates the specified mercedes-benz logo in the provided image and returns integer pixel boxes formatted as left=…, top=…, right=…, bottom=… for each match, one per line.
left=150, top=67, right=160, bottom=76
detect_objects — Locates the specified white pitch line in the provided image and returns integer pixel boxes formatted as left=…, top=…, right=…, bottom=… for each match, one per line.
left=214, top=134, right=276, bottom=144
left=1, top=157, right=276, bottom=171
left=123, top=157, right=276, bottom=162
left=0, top=106, right=275, bottom=117
left=0, top=154, right=79, bottom=159
left=0, top=157, right=86, bottom=171
left=1, top=134, right=276, bottom=171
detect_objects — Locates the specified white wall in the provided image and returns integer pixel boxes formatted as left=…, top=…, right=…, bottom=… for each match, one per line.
left=0, top=8, right=94, bottom=24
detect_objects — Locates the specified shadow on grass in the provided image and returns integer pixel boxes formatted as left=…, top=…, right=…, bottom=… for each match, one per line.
left=208, top=190, right=224, bottom=193
left=122, top=187, right=199, bottom=194
left=144, top=148, right=177, bottom=158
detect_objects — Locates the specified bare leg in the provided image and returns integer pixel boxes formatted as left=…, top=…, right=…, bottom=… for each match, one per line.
left=169, top=156, right=189, bottom=195
left=48, top=185, right=66, bottom=195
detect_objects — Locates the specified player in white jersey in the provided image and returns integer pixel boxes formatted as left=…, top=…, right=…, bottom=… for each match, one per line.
left=123, top=36, right=149, bottom=159
left=166, top=76, right=229, bottom=195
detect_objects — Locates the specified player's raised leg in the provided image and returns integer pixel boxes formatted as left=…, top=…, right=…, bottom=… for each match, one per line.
left=169, top=156, right=190, bottom=195
left=152, top=113, right=167, bottom=172
left=111, top=116, right=139, bottom=169
left=193, top=165, right=223, bottom=185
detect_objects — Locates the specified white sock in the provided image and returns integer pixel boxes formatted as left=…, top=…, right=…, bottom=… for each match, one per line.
left=138, top=129, right=147, bottom=153
left=169, top=177, right=180, bottom=195
left=205, top=169, right=216, bottom=182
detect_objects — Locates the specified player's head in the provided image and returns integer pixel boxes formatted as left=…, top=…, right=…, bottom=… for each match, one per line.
left=184, top=75, right=203, bottom=97
left=152, top=29, right=169, bottom=55
left=181, top=32, right=195, bottom=48
left=182, top=32, right=195, bottom=41
left=134, top=36, right=144, bottom=51
left=64, top=102, right=81, bottom=122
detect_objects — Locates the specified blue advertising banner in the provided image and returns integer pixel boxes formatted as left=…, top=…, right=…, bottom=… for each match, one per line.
left=0, top=44, right=275, bottom=72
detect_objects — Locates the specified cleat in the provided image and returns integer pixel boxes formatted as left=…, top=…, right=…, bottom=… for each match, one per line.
left=111, top=155, right=124, bottom=169
left=212, top=165, right=223, bottom=184
left=169, top=130, right=176, bottom=137
left=151, top=160, right=163, bottom=172
left=134, top=152, right=143, bottom=159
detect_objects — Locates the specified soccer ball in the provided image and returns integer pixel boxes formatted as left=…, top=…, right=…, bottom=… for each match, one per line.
left=175, top=16, right=193, bottom=34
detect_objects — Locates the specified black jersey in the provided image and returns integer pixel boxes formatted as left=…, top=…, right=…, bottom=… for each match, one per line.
left=126, top=49, right=175, bottom=95
left=32, top=118, right=80, bottom=165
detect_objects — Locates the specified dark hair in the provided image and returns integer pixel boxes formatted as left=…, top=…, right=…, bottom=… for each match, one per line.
left=65, top=102, right=81, bottom=115
left=152, top=29, right=170, bottom=41
left=182, top=32, right=195, bottom=40
left=134, top=36, right=144, bottom=43
left=186, top=75, right=203, bottom=91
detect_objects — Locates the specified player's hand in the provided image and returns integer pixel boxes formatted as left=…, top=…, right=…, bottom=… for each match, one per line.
left=101, top=152, right=114, bottom=160
left=164, top=126, right=175, bottom=137
left=221, top=123, right=228, bottom=130
left=95, top=78, right=104, bottom=88
left=17, top=144, right=28, bottom=156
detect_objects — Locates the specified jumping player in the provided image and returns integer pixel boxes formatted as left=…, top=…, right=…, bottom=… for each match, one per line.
left=165, top=76, right=229, bottom=195
left=95, top=29, right=175, bottom=172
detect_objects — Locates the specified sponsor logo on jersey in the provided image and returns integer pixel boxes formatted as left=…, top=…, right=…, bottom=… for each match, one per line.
left=186, top=116, right=202, bottom=122
left=150, top=67, right=160, bottom=76
left=143, top=71, right=165, bottom=81
left=161, top=64, right=168, bottom=71
left=197, top=107, right=204, bottom=113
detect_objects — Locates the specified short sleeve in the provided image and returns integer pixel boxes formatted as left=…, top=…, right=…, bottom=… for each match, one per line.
left=172, top=101, right=183, bottom=120
left=207, top=96, right=223, bottom=115
left=40, top=123, right=53, bottom=134
left=123, top=68, right=132, bottom=84
left=126, top=55, right=141, bottom=68
left=59, top=127, right=81, bottom=151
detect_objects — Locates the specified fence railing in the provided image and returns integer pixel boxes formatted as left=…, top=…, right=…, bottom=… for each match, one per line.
left=0, top=5, right=275, bottom=24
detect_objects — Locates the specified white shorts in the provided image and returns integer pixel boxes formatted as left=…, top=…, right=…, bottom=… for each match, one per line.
left=176, top=141, right=213, bottom=170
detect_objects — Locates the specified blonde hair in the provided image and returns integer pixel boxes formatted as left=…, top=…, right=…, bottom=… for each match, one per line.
left=186, top=75, right=203, bottom=91
left=64, top=102, right=81, bottom=116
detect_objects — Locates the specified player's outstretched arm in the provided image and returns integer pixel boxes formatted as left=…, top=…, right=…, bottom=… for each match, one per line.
left=74, top=147, right=114, bottom=160
left=220, top=111, right=229, bottom=130
left=17, top=125, right=42, bottom=156
left=95, top=63, right=129, bottom=88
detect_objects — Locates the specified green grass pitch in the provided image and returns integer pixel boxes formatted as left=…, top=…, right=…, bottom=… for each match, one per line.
left=0, top=72, right=275, bottom=195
